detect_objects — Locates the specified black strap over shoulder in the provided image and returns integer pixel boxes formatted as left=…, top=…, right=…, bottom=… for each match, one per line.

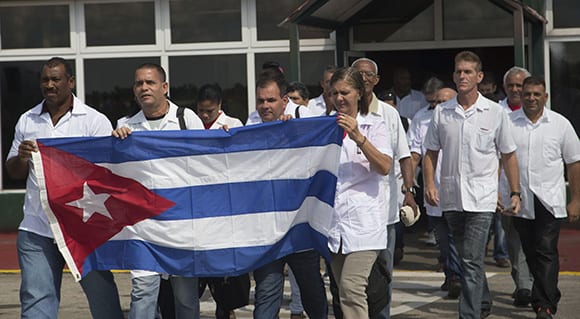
left=295, top=106, right=301, bottom=119
left=177, top=107, right=186, bottom=130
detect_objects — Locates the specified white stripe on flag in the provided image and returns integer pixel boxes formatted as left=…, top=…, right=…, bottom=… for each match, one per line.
left=98, top=144, right=340, bottom=189
left=110, top=196, right=333, bottom=250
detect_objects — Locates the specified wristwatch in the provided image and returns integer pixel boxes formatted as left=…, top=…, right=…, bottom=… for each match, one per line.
left=402, top=186, right=416, bottom=197
left=510, top=191, right=522, bottom=200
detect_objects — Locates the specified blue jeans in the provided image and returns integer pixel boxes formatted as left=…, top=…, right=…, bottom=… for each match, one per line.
left=432, top=216, right=462, bottom=279
left=492, top=213, right=509, bottom=260
left=376, top=223, right=396, bottom=319
left=445, top=211, right=493, bottom=319
left=130, top=274, right=200, bottom=319
left=17, top=230, right=123, bottom=319
left=253, top=250, right=327, bottom=319
left=501, top=214, right=533, bottom=291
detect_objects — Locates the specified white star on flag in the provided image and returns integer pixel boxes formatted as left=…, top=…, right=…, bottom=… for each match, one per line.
left=67, top=182, right=113, bottom=223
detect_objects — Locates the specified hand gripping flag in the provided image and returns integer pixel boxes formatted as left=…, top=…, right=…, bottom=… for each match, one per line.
left=33, top=116, right=342, bottom=281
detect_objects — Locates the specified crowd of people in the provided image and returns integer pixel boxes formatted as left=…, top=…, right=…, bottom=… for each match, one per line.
left=5, top=51, right=579, bottom=319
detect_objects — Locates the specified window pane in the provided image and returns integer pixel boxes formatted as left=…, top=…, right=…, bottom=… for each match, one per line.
left=0, top=5, right=69, bottom=49
left=443, top=0, right=512, bottom=39
left=255, top=51, right=335, bottom=100
left=84, top=57, right=159, bottom=126
left=550, top=42, right=580, bottom=134
left=256, top=0, right=331, bottom=41
left=353, top=1, right=434, bottom=43
left=85, top=2, right=155, bottom=46
left=0, top=60, right=73, bottom=189
left=170, top=0, right=241, bottom=43
left=169, top=55, right=248, bottom=122
left=553, top=0, right=580, bottom=28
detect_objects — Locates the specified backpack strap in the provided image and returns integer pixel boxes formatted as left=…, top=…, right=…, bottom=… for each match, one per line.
left=294, top=106, right=301, bottom=119
left=177, top=107, right=186, bottom=130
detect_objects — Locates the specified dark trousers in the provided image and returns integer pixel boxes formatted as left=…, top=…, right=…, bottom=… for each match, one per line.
left=513, top=196, right=562, bottom=314
left=253, top=250, right=328, bottom=319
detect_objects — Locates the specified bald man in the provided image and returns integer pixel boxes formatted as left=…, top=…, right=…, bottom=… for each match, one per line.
left=408, top=87, right=463, bottom=299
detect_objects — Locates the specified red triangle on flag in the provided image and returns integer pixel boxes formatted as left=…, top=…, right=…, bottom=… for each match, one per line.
left=37, top=142, right=175, bottom=275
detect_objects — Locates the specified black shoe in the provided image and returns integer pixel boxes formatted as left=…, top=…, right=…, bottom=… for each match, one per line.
left=514, top=289, right=532, bottom=307
left=441, top=278, right=449, bottom=291
left=447, top=278, right=462, bottom=299
left=480, top=308, right=491, bottom=319
left=536, top=307, right=553, bottom=319
left=394, top=247, right=404, bottom=266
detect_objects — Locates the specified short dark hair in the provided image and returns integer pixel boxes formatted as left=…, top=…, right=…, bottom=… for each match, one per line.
left=136, top=63, right=167, bottom=82
left=455, top=50, right=482, bottom=72
left=43, top=57, right=74, bottom=78
left=262, top=61, right=284, bottom=74
left=378, top=90, right=396, bottom=103
left=286, top=81, right=310, bottom=100
left=522, top=76, right=545, bottom=88
left=481, top=72, right=497, bottom=85
left=330, top=67, right=370, bottom=115
left=256, top=69, right=288, bottom=98
left=196, top=83, right=222, bottom=105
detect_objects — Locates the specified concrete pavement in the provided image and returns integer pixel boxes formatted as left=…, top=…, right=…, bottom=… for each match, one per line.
left=1, top=221, right=579, bottom=318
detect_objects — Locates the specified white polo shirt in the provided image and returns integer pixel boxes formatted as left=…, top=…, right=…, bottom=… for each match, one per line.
left=307, top=94, right=328, bottom=116
left=246, top=100, right=314, bottom=125
left=369, top=94, right=411, bottom=225
left=423, top=93, right=517, bottom=212
left=396, top=89, right=427, bottom=120
left=408, top=106, right=443, bottom=217
left=117, top=101, right=203, bottom=131
left=508, top=108, right=580, bottom=219
left=328, top=112, right=393, bottom=254
left=208, top=111, right=243, bottom=130
left=7, top=96, right=113, bottom=239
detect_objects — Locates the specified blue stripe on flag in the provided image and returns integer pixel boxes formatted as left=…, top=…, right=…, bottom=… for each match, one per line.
left=37, top=116, right=342, bottom=163
left=154, top=170, right=336, bottom=220
left=82, top=223, right=329, bottom=277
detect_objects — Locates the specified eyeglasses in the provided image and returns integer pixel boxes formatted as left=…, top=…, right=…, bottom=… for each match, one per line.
left=359, top=71, right=377, bottom=78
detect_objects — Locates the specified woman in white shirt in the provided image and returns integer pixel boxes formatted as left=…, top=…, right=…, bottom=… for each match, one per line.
left=328, top=67, right=393, bottom=318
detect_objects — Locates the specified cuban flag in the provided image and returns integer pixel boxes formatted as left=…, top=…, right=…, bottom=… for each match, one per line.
left=32, top=117, right=342, bottom=281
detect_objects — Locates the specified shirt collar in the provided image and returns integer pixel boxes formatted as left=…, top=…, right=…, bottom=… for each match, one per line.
left=512, top=107, right=550, bottom=123
left=369, top=93, right=380, bottom=114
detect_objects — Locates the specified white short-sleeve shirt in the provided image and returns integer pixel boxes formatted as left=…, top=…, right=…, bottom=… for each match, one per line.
left=117, top=101, right=203, bottom=131
left=396, top=89, right=427, bottom=120
left=369, top=95, right=411, bottom=224
left=408, top=106, right=443, bottom=217
left=7, top=96, right=113, bottom=238
left=208, top=111, right=243, bottom=130
left=328, top=112, right=393, bottom=254
left=423, top=93, right=517, bottom=212
left=508, top=108, right=580, bottom=219
left=307, top=94, right=328, bottom=116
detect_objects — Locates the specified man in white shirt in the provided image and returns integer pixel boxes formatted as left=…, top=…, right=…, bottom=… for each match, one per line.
left=392, top=67, right=427, bottom=120
left=351, top=57, right=417, bottom=319
left=113, top=63, right=204, bottom=319
left=498, top=66, right=534, bottom=307
left=6, top=57, right=124, bottom=319
left=308, top=65, right=337, bottom=116
left=423, top=51, right=521, bottom=319
left=507, top=76, right=580, bottom=319
left=250, top=74, right=328, bottom=319
left=409, top=85, right=463, bottom=299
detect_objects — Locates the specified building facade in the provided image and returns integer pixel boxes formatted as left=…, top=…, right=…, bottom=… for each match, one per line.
left=0, top=0, right=578, bottom=229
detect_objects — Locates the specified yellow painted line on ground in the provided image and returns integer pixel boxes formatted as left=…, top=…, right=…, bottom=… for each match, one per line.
left=0, top=269, right=130, bottom=274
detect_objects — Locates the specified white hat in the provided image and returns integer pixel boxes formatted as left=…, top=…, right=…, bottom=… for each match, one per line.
left=400, top=205, right=421, bottom=227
